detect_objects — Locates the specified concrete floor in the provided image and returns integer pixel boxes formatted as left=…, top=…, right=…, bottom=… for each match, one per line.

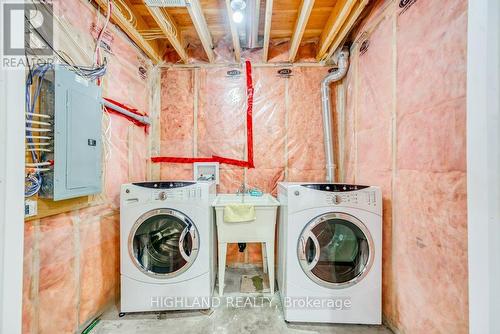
left=90, top=266, right=393, bottom=334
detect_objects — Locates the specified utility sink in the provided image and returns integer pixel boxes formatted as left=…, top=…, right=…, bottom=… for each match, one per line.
left=212, top=193, right=280, bottom=295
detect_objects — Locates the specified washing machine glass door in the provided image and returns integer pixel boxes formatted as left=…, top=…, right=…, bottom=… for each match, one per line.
left=129, top=208, right=199, bottom=279
left=298, top=212, right=374, bottom=289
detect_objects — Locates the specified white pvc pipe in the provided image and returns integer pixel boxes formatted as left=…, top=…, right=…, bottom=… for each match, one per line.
left=25, top=112, right=50, bottom=119
left=103, top=99, right=151, bottom=126
left=26, top=119, right=51, bottom=126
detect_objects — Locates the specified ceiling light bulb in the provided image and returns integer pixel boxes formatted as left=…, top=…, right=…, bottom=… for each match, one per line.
left=232, top=11, right=244, bottom=23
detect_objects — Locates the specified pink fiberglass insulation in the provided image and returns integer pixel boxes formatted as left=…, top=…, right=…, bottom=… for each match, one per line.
left=355, top=9, right=395, bottom=321
left=198, top=68, right=247, bottom=160
left=246, top=67, right=286, bottom=195
left=287, top=67, right=329, bottom=182
left=159, top=65, right=334, bottom=264
left=394, top=0, right=468, bottom=333
left=343, top=0, right=468, bottom=333
left=159, top=69, right=195, bottom=180
left=23, top=0, right=150, bottom=333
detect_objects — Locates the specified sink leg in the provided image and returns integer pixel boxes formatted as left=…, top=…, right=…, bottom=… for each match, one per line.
left=262, top=243, right=268, bottom=274
left=265, top=241, right=275, bottom=295
left=218, top=243, right=227, bottom=296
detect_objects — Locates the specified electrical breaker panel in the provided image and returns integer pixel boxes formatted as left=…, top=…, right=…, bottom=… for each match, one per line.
left=39, top=66, right=103, bottom=201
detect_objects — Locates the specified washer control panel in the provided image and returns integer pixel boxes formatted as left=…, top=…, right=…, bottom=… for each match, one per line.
left=152, top=187, right=203, bottom=201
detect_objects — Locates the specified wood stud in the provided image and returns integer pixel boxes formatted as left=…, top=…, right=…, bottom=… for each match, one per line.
left=224, top=0, right=242, bottom=62
left=94, top=0, right=162, bottom=63
left=289, top=0, right=315, bottom=62
left=146, top=7, right=190, bottom=63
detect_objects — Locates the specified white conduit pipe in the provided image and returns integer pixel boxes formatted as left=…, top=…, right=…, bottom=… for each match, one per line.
left=26, top=112, right=51, bottom=119
left=26, top=162, right=52, bottom=167
left=26, top=135, right=51, bottom=140
left=321, top=48, right=350, bottom=182
left=26, top=127, right=52, bottom=132
left=102, top=99, right=151, bottom=126
left=26, top=142, right=50, bottom=146
left=26, top=119, right=52, bottom=126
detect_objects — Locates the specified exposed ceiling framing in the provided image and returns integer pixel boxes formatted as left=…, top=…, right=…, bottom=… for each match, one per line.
left=262, top=0, right=274, bottom=62
left=324, top=0, right=369, bottom=60
left=94, top=0, right=162, bottom=63
left=93, top=0, right=369, bottom=65
left=146, top=7, right=189, bottom=63
left=224, top=0, right=241, bottom=62
left=186, top=0, right=216, bottom=63
left=316, top=0, right=357, bottom=61
left=289, top=0, right=316, bottom=62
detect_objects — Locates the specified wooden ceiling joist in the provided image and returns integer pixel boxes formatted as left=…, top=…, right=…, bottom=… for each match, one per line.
left=262, top=0, right=274, bottom=62
left=289, top=0, right=315, bottom=62
left=186, top=0, right=216, bottom=63
left=324, top=0, right=369, bottom=61
left=94, top=0, right=162, bottom=63
left=316, top=0, right=357, bottom=61
left=224, top=0, right=241, bottom=62
left=146, top=7, right=189, bottom=63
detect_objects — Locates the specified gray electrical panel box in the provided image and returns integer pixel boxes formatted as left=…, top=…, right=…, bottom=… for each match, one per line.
left=39, top=65, right=103, bottom=201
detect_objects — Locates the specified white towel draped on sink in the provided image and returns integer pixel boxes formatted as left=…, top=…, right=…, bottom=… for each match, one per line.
left=223, top=204, right=256, bottom=223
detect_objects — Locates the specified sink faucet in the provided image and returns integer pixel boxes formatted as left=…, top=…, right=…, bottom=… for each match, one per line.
left=237, top=183, right=248, bottom=196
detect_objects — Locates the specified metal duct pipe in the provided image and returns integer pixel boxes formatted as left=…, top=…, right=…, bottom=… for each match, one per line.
left=245, top=0, right=260, bottom=49
left=321, top=48, right=350, bottom=182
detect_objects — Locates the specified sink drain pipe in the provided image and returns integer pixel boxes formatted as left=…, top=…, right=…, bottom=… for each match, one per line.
left=321, top=48, right=350, bottom=183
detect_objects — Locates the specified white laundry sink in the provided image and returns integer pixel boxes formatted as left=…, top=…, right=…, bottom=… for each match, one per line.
left=212, top=194, right=280, bottom=242
left=212, top=193, right=280, bottom=295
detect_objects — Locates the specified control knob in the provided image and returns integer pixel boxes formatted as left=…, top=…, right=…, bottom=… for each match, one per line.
left=332, top=195, right=342, bottom=205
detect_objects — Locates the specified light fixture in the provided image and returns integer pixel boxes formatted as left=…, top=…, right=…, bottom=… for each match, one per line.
left=232, top=10, right=244, bottom=23
left=230, top=0, right=246, bottom=23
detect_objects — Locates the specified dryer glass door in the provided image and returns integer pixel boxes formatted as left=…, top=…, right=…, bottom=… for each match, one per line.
left=298, top=212, right=374, bottom=289
left=129, top=209, right=199, bottom=279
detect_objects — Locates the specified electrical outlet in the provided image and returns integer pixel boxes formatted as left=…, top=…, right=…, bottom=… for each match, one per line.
left=25, top=199, right=38, bottom=218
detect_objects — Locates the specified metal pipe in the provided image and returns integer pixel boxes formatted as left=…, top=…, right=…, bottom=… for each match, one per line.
left=245, top=0, right=261, bottom=49
left=321, top=48, right=350, bottom=182
left=103, top=99, right=151, bottom=126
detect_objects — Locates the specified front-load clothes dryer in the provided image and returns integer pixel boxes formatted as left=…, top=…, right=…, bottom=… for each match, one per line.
left=120, top=181, right=216, bottom=313
left=277, top=183, right=382, bottom=324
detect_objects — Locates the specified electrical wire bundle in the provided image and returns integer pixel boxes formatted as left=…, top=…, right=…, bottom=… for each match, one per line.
left=25, top=63, right=53, bottom=197
left=26, top=1, right=108, bottom=83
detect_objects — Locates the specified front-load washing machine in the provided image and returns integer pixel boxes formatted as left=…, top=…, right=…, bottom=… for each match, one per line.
left=277, top=183, right=382, bottom=324
left=120, top=181, right=216, bottom=313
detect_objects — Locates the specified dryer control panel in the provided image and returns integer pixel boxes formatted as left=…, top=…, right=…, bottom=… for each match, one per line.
left=325, top=191, right=378, bottom=207
left=278, top=183, right=382, bottom=216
